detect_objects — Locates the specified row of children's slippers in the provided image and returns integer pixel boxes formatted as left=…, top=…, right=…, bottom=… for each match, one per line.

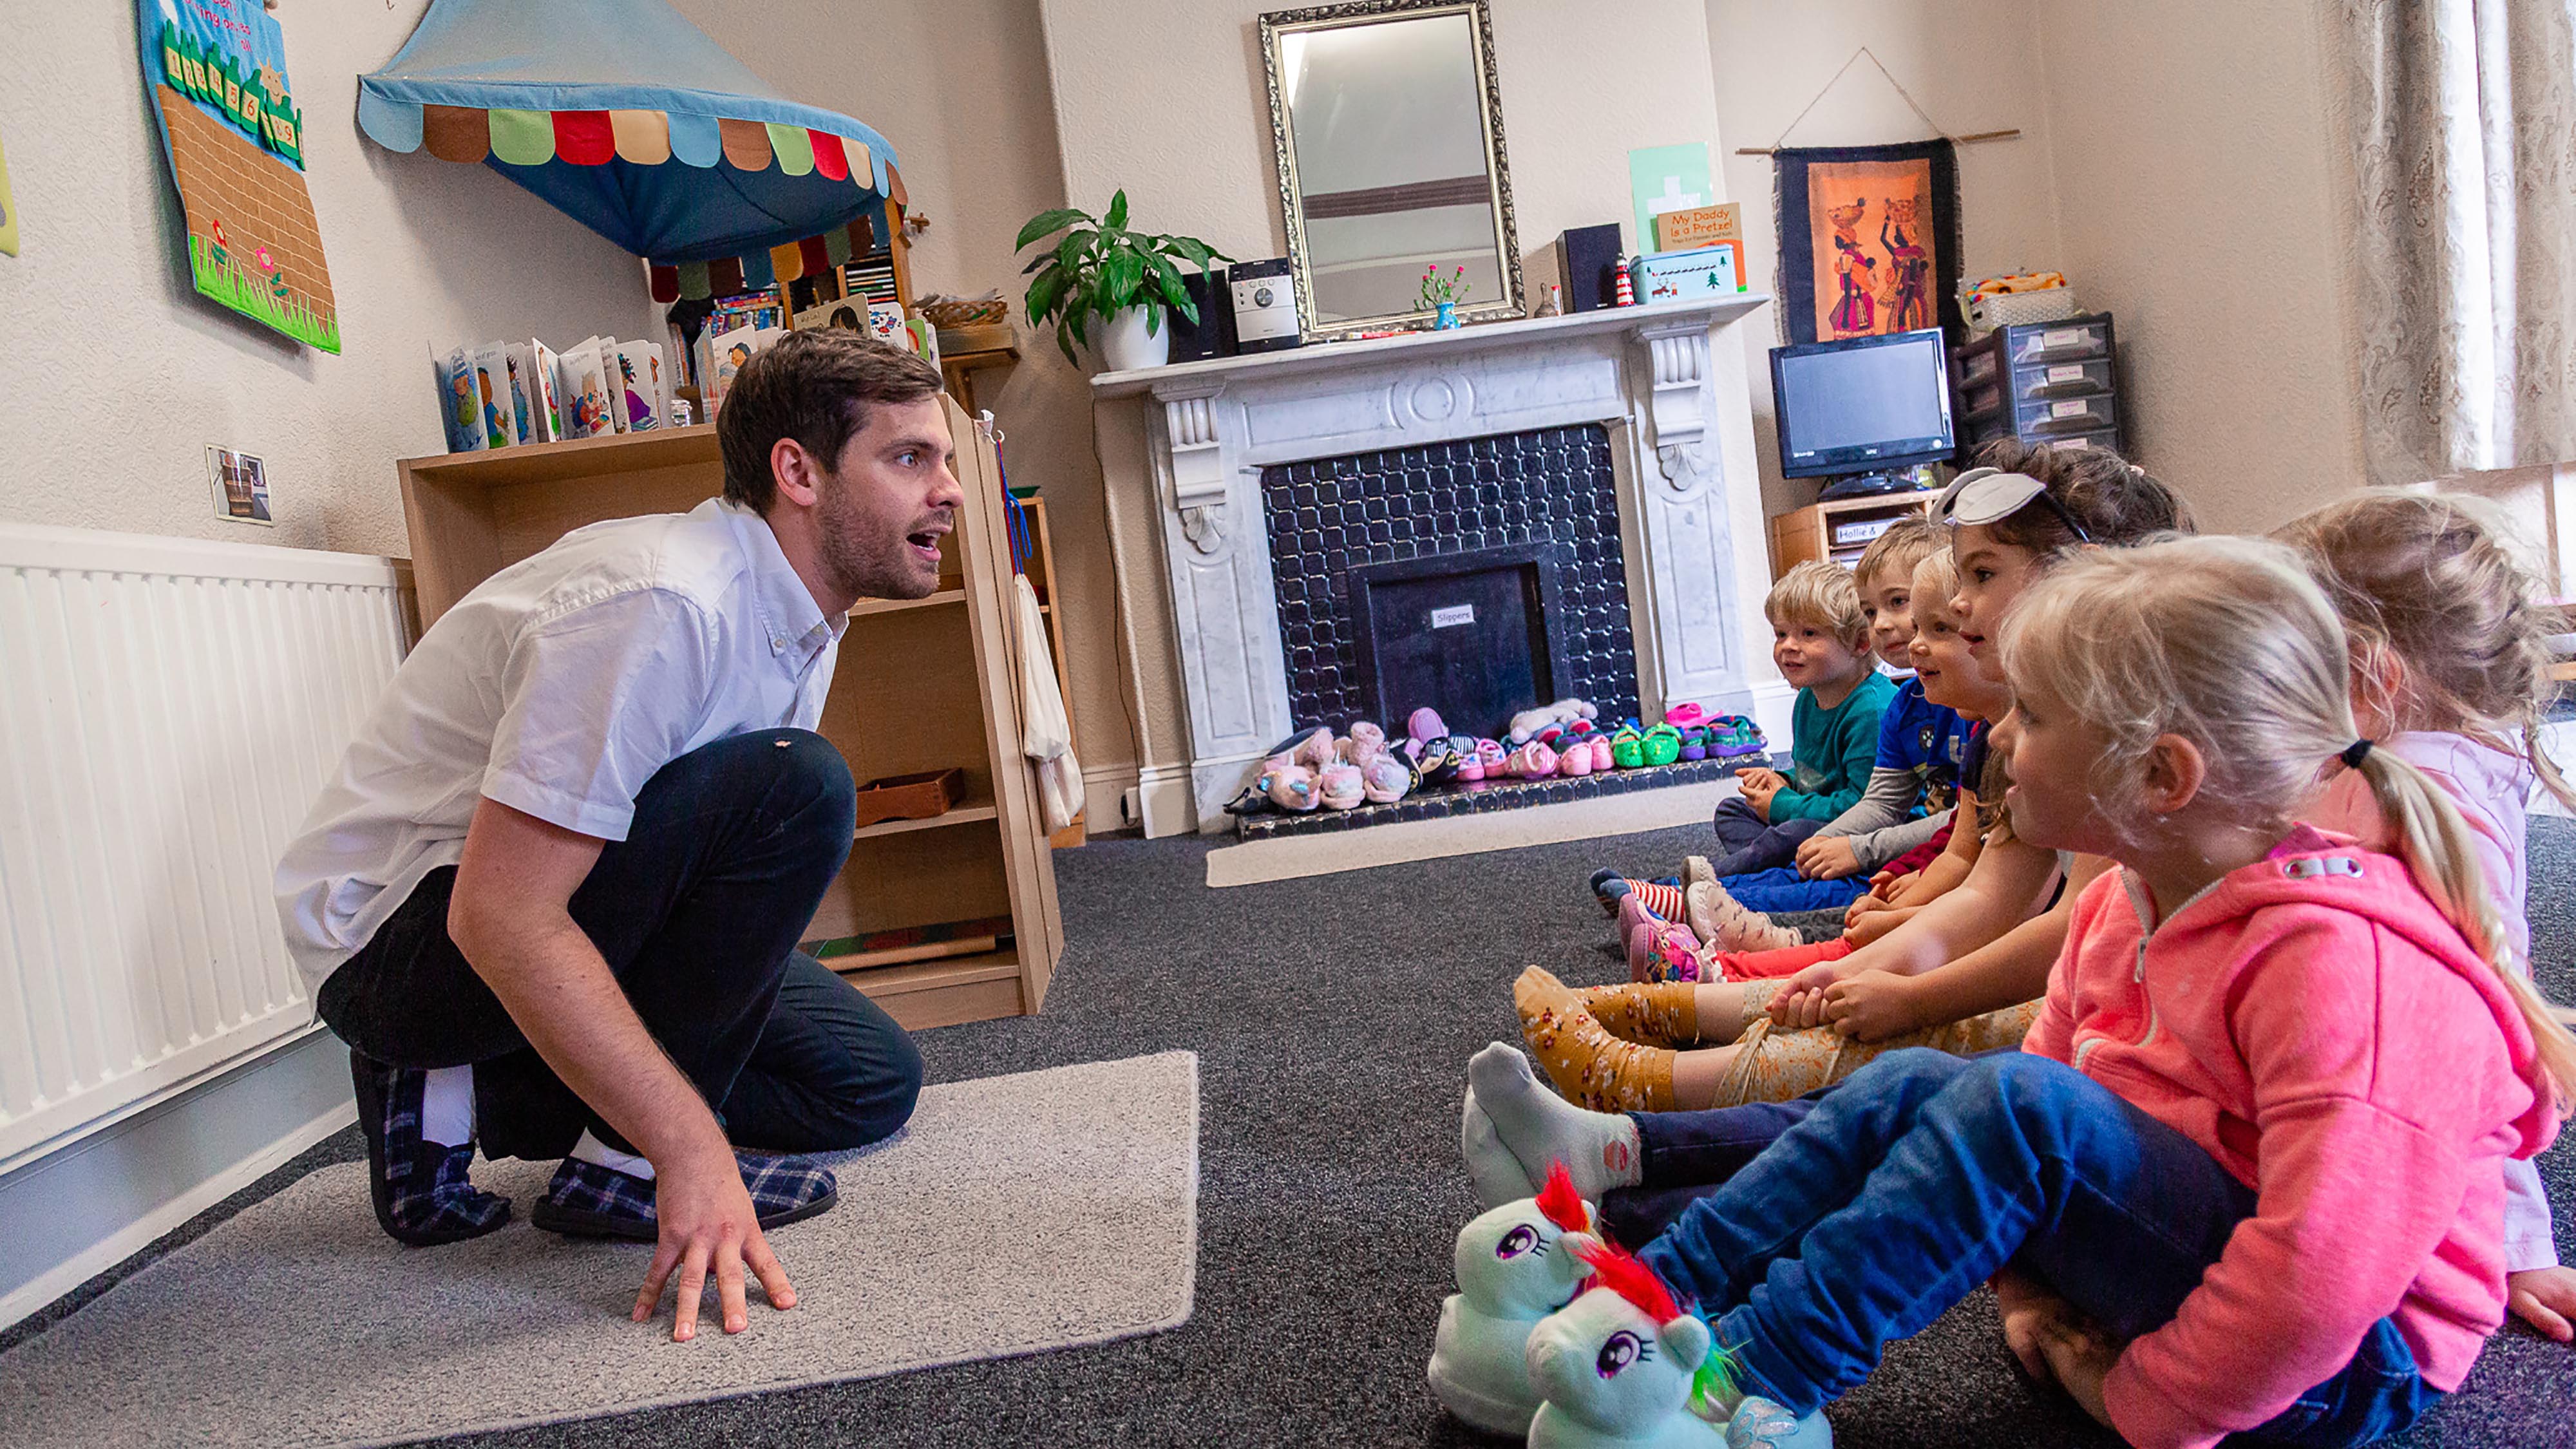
left=1231, top=705, right=1771, bottom=815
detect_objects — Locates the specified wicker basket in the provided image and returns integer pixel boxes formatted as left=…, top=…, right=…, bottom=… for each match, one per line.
left=919, top=296, right=1010, bottom=329
left=1965, top=285, right=2080, bottom=333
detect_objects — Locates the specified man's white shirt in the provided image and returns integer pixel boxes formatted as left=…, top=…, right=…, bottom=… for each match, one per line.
left=274, top=498, right=846, bottom=996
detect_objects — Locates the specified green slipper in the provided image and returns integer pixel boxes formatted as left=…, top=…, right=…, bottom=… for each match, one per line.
left=1642, top=723, right=1683, bottom=767
left=1609, top=724, right=1646, bottom=770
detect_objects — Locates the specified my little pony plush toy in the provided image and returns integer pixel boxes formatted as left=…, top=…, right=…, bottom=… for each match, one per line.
left=1524, top=1238, right=1830, bottom=1448
left=1427, top=1164, right=1599, bottom=1435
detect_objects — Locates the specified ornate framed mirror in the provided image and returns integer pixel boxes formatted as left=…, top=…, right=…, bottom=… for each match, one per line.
left=1258, top=0, right=1522, bottom=339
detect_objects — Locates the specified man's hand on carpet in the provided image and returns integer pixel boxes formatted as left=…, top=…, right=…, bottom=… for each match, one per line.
left=2508, top=1265, right=2576, bottom=1342
left=633, top=1148, right=797, bottom=1341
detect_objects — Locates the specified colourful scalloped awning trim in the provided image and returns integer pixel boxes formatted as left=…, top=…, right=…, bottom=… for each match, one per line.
left=370, top=99, right=886, bottom=195
left=657, top=216, right=884, bottom=300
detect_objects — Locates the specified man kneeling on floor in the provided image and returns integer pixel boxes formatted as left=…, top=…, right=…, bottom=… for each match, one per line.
left=274, top=332, right=954, bottom=1340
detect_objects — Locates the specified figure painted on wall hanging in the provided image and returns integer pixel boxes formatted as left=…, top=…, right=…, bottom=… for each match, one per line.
left=1879, top=195, right=1932, bottom=332
left=1826, top=199, right=1875, bottom=336
left=1777, top=140, right=1958, bottom=345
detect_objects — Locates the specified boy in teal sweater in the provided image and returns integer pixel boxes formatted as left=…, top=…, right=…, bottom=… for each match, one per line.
left=1710, top=559, right=1895, bottom=867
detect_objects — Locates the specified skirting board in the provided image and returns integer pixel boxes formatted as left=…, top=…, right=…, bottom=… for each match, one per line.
left=0, top=1030, right=357, bottom=1331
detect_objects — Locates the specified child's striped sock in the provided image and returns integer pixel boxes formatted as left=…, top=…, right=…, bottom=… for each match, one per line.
left=1589, top=867, right=1683, bottom=919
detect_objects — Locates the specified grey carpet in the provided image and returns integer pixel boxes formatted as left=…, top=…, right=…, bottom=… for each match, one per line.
left=0, top=1054, right=1197, bottom=1448
left=8, top=820, right=2572, bottom=1448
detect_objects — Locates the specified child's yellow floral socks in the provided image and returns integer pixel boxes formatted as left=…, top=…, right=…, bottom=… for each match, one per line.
left=1515, top=965, right=1677, bottom=1112
left=1575, top=980, right=1700, bottom=1047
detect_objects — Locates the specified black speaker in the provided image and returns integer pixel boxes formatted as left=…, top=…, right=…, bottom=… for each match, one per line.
left=1164, top=267, right=1236, bottom=362
left=1560, top=223, right=1624, bottom=313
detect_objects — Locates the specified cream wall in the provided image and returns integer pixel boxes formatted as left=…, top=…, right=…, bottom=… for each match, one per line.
left=1705, top=1, right=2069, bottom=520
left=2034, top=0, right=2366, bottom=535
left=1041, top=0, right=1772, bottom=809
left=0, top=1, right=660, bottom=554
left=668, top=0, right=1144, bottom=805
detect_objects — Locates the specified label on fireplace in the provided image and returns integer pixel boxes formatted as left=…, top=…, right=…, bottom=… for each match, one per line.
left=1430, top=604, right=1477, bottom=629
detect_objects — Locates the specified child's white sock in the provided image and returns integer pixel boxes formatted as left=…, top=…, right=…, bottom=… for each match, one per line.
left=419, top=1065, right=474, bottom=1148
left=569, top=1128, right=656, bottom=1180
left=1461, top=1087, right=1544, bottom=1211
left=1467, top=1041, right=1642, bottom=1202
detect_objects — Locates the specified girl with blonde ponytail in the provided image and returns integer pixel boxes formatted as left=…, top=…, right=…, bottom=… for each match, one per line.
left=1464, top=535, right=2566, bottom=1449
left=2275, top=490, right=2576, bottom=1341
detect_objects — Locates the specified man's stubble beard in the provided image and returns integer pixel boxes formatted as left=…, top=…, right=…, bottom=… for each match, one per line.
left=817, top=468, right=938, bottom=602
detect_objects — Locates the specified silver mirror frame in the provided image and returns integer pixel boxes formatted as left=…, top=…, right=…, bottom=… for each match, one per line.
left=1258, top=0, right=1524, bottom=340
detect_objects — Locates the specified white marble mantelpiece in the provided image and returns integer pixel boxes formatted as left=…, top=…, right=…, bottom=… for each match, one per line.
left=1095, top=296, right=1779, bottom=833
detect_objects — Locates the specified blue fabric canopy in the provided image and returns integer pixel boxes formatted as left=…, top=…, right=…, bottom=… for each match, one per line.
left=357, top=0, right=898, bottom=269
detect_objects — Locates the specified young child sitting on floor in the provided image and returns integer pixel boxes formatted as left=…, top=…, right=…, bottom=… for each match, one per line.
left=1596, top=523, right=1964, bottom=927
left=2277, top=491, right=2576, bottom=1343
left=1611, top=548, right=2007, bottom=987
left=1516, top=442, right=2188, bottom=1112
left=1705, top=561, right=1895, bottom=867
left=1472, top=533, right=2575, bottom=1448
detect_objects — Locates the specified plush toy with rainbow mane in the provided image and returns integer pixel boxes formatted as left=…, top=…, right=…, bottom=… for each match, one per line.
left=1524, top=1236, right=1831, bottom=1449
left=1426, top=1163, right=1602, bottom=1435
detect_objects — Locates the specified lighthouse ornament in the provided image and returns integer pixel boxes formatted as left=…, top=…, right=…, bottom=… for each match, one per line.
left=1612, top=258, right=1636, bottom=308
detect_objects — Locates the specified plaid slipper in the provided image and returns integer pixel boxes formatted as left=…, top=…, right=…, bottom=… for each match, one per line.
left=349, top=1050, right=511, bottom=1246
left=529, top=1150, right=840, bottom=1242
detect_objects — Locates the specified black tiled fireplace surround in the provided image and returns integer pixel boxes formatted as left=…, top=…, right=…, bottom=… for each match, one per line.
left=1260, top=425, right=1640, bottom=734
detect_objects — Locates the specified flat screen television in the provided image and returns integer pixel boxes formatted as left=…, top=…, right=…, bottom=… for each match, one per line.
left=1769, top=329, right=1954, bottom=484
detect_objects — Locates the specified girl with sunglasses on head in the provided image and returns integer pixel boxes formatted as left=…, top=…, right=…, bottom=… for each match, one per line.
left=1500, top=442, right=2188, bottom=1119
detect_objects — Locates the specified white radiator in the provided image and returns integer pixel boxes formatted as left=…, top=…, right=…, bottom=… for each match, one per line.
left=0, top=524, right=409, bottom=1171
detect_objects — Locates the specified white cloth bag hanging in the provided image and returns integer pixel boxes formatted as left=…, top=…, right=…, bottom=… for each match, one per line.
left=1012, top=572, right=1082, bottom=831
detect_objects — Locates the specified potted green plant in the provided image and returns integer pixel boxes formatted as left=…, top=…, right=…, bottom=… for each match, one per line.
left=1016, top=191, right=1229, bottom=372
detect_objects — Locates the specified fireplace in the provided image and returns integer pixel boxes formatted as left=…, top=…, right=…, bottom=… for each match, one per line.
left=1092, top=296, right=1785, bottom=834
left=1263, top=427, right=1638, bottom=739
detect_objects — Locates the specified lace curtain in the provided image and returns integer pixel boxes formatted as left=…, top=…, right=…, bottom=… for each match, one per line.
left=2334, top=0, right=2576, bottom=487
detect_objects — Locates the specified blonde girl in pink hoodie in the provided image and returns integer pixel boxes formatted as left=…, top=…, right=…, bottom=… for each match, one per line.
left=1586, top=535, right=2573, bottom=1449
left=2277, top=491, right=2576, bottom=1343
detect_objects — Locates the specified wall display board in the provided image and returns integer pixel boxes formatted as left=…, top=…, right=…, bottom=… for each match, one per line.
left=137, top=0, right=340, bottom=351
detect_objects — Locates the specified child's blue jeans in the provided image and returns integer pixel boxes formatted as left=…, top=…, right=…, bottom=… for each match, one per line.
left=1714, top=866, right=1870, bottom=913
left=1638, top=1048, right=2442, bottom=1447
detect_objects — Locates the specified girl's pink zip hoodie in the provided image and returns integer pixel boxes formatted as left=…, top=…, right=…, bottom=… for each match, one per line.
left=2023, top=824, right=2559, bottom=1449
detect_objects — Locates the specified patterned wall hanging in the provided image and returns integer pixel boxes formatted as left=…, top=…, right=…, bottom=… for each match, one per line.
left=138, top=0, right=338, bottom=351
left=1772, top=140, right=1961, bottom=346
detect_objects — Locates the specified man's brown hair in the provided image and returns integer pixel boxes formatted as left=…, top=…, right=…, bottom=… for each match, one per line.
left=716, top=330, right=943, bottom=511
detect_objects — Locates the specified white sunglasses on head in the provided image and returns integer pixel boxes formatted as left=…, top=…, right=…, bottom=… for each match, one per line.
left=1935, top=468, right=2092, bottom=542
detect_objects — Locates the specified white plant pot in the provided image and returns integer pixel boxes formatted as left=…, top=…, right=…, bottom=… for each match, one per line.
left=1099, top=305, right=1171, bottom=372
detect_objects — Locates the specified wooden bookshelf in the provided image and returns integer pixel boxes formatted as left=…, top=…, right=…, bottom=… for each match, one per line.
left=394, top=399, right=1065, bottom=1030
left=1766, top=491, right=1941, bottom=578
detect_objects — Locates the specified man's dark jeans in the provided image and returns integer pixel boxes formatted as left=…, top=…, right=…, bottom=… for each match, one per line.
left=316, top=729, right=922, bottom=1160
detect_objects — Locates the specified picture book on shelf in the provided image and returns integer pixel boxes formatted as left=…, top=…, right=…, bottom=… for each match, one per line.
left=612, top=341, right=663, bottom=432
left=707, top=323, right=781, bottom=412
left=511, top=339, right=565, bottom=444
left=556, top=339, right=615, bottom=440
left=469, top=344, right=515, bottom=451
left=434, top=345, right=481, bottom=453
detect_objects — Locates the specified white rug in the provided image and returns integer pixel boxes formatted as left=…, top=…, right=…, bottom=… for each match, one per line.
left=1206, top=779, right=1734, bottom=887
left=0, top=1052, right=1199, bottom=1449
